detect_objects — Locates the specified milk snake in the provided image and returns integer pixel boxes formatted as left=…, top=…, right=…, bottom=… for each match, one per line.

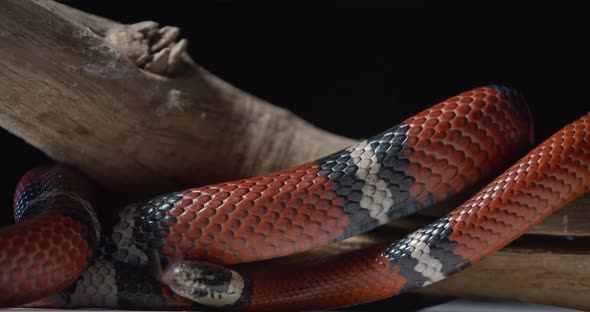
left=0, top=86, right=588, bottom=310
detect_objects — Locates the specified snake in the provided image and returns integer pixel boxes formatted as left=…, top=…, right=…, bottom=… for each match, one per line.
left=0, top=85, right=588, bottom=310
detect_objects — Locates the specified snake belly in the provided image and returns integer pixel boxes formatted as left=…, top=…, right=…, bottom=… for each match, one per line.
left=1, top=85, right=536, bottom=308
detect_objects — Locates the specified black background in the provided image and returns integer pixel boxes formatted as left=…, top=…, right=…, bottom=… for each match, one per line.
left=1, top=1, right=588, bottom=309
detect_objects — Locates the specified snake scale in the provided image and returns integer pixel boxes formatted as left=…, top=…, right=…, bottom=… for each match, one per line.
left=0, top=86, right=588, bottom=310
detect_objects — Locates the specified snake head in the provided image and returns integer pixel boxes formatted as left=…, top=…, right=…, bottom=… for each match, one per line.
left=161, top=260, right=247, bottom=308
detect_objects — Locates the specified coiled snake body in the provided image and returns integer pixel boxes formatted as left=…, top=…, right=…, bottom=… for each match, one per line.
left=0, top=86, right=588, bottom=310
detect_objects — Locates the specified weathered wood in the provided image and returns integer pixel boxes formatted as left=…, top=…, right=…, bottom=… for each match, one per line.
left=527, top=192, right=589, bottom=236
left=0, top=0, right=354, bottom=195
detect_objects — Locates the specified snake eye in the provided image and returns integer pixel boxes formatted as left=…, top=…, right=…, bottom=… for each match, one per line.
left=199, top=266, right=232, bottom=285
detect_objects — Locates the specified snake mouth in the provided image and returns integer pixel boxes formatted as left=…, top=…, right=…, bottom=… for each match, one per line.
left=162, top=260, right=245, bottom=307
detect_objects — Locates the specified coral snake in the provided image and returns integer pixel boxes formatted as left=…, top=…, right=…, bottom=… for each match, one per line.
left=0, top=86, right=588, bottom=311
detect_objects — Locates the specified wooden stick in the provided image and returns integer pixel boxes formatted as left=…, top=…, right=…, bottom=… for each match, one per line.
left=0, top=0, right=354, bottom=195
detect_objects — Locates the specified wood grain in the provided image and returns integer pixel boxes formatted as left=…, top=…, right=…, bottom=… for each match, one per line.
left=0, top=0, right=354, bottom=195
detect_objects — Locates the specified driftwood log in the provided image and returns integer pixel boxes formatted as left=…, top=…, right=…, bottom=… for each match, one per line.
left=0, top=0, right=588, bottom=310
left=0, top=0, right=353, bottom=195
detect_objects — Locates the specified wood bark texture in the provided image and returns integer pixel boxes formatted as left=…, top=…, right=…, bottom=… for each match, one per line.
left=0, top=0, right=353, bottom=195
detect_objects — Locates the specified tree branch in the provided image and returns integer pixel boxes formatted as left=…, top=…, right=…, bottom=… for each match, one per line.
left=0, top=0, right=354, bottom=194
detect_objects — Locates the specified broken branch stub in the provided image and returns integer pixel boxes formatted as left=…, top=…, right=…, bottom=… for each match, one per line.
left=105, top=21, right=187, bottom=75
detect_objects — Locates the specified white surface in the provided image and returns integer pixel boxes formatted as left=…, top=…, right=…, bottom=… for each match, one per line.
left=417, top=299, right=581, bottom=312
left=0, top=299, right=582, bottom=311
